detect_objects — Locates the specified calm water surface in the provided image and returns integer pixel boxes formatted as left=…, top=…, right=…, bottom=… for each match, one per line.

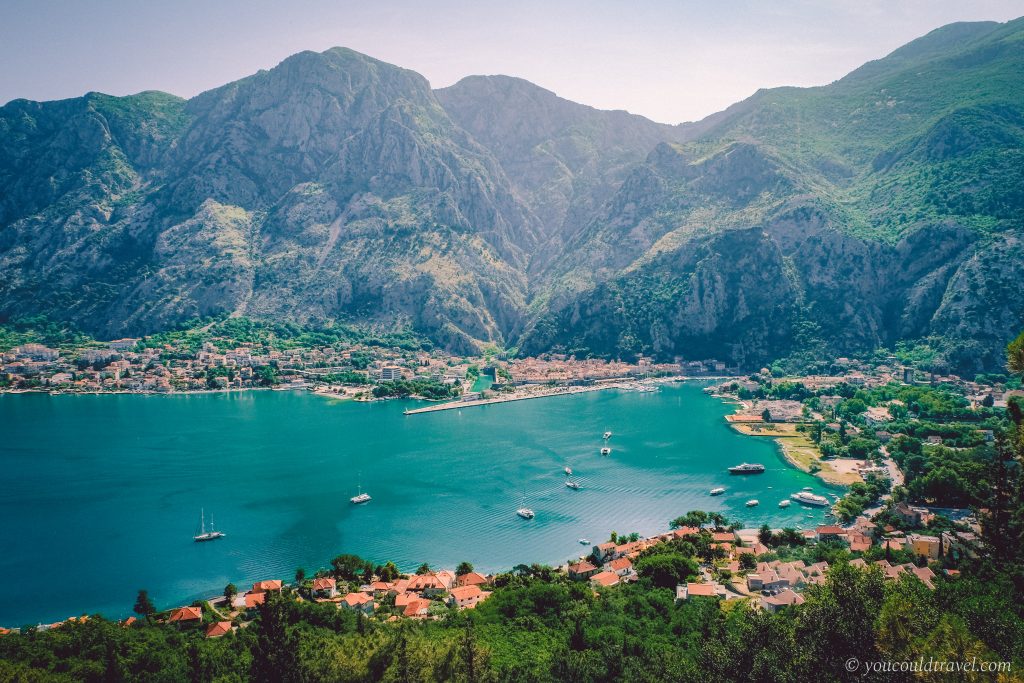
left=0, top=383, right=837, bottom=625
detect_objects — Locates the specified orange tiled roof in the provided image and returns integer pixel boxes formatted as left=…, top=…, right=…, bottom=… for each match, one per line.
left=206, top=621, right=232, bottom=638
left=168, top=606, right=202, bottom=622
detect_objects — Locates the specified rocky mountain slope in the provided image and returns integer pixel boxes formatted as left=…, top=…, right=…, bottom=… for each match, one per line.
left=1, top=19, right=1022, bottom=370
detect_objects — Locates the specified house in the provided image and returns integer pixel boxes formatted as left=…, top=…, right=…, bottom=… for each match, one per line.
left=590, top=571, right=620, bottom=588
left=711, top=531, right=736, bottom=544
left=456, top=572, right=489, bottom=588
left=341, top=592, right=375, bottom=615
left=402, top=598, right=431, bottom=618
left=761, top=589, right=805, bottom=613
left=311, top=577, right=338, bottom=598
left=592, top=542, right=616, bottom=564
left=251, top=580, right=283, bottom=594
left=206, top=621, right=232, bottom=638
left=369, top=581, right=394, bottom=595
left=607, top=557, right=634, bottom=578
left=941, top=531, right=978, bottom=561
left=675, top=582, right=721, bottom=601
left=167, top=606, right=202, bottom=623
left=848, top=533, right=873, bottom=553
left=242, top=593, right=266, bottom=610
left=894, top=502, right=934, bottom=527
left=815, top=525, right=845, bottom=542
left=120, top=617, right=137, bottom=628
left=906, top=534, right=940, bottom=560
left=568, top=560, right=599, bottom=580
left=448, top=585, right=491, bottom=610
left=407, top=573, right=451, bottom=596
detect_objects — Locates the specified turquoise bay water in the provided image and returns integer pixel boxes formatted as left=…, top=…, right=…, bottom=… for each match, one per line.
left=0, top=383, right=836, bottom=625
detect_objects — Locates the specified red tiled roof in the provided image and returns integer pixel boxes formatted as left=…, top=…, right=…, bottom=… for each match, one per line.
left=168, top=606, right=202, bottom=622
left=456, top=572, right=488, bottom=587
left=450, top=585, right=482, bottom=601
left=244, top=592, right=266, bottom=608
left=342, top=592, right=373, bottom=606
left=686, top=583, right=717, bottom=597
left=569, top=561, right=597, bottom=574
left=312, top=577, right=336, bottom=591
left=816, top=525, right=844, bottom=535
left=590, top=571, right=620, bottom=587
left=206, top=621, right=232, bottom=638
left=251, top=580, right=282, bottom=593
left=608, top=557, right=632, bottom=571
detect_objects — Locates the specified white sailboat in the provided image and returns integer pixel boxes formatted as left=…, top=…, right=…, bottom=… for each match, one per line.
left=350, top=473, right=371, bottom=504
left=193, top=508, right=225, bottom=542
left=517, top=491, right=535, bottom=519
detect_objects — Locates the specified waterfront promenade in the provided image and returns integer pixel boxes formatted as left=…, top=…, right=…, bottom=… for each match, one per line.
left=403, top=380, right=645, bottom=415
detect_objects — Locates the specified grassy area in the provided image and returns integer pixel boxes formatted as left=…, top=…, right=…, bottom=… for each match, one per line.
left=729, top=421, right=862, bottom=485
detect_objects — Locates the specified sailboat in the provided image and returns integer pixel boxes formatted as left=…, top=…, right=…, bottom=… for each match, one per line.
left=193, top=508, right=225, bottom=542
left=516, top=491, right=535, bottom=519
left=350, top=483, right=371, bottom=504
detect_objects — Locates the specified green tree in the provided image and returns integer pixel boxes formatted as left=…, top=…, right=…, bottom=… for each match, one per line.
left=415, top=563, right=432, bottom=575
left=1008, top=330, right=1024, bottom=376
left=377, top=561, right=400, bottom=582
left=251, top=592, right=300, bottom=683
left=456, top=561, right=474, bottom=577
left=634, top=552, right=698, bottom=588
left=223, top=583, right=237, bottom=603
left=294, top=567, right=305, bottom=584
left=758, top=523, right=773, bottom=547
left=133, top=589, right=155, bottom=617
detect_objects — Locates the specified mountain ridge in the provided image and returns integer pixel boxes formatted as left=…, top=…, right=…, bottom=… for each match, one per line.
left=1, top=18, right=1022, bottom=372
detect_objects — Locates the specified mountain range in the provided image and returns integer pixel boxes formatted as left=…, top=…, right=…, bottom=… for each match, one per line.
left=2, top=18, right=1023, bottom=372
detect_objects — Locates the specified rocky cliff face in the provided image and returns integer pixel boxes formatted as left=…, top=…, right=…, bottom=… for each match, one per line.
left=1, top=20, right=1023, bottom=371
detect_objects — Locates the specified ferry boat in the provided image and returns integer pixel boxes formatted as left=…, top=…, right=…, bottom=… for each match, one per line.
left=728, top=463, right=766, bottom=474
left=193, top=509, right=225, bottom=542
left=517, top=507, right=535, bottom=519
left=564, top=467, right=573, bottom=475
left=791, top=491, right=830, bottom=506
left=565, top=480, right=581, bottom=490
left=709, top=487, right=726, bottom=496
left=746, top=499, right=759, bottom=507
left=600, top=447, right=611, bottom=455
left=778, top=500, right=791, bottom=508
left=603, top=431, right=612, bottom=439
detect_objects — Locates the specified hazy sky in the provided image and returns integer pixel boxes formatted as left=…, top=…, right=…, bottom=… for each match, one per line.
left=2, top=0, right=1022, bottom=123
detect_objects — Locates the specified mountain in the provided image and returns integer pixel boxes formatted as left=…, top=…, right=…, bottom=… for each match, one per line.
left=1, top=19, right=1023, bottom=371
left=519, top=18, right=1024, bottom=372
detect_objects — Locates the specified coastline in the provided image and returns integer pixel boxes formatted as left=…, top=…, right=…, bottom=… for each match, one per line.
left=720, top=407, right=862, bottom=487
left=402, top=378, right=672, bottom=415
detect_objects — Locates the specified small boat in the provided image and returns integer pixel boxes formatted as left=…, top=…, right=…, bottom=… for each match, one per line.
left=578, top=538, right=590, bottom=545
left=600, top=447, right=611, bottom=455
left=603, top=431, right=612, bottom=439
left=803, top=486, right=813, bottom=491
left=709, top=487, right=726, bottom=496
left=746, top=499, right=759, bottom=507
left=350, top=477, right=371, bottom=504
left=193, top=509, right=225, bottom=542
left=517, top=507, right=535, bottom=519
left=728, top=463, right=766, bottom=475
left=778, top=500, right=791, bottom=508
left=566, top=480, right=581, bottom=490
left=791, top=491, right=830, bottom=507
left=564, top=467, right=572, bottom=475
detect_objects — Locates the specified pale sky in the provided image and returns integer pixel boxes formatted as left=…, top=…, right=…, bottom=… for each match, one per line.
left=1, top=0, right=1022, bottom=123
